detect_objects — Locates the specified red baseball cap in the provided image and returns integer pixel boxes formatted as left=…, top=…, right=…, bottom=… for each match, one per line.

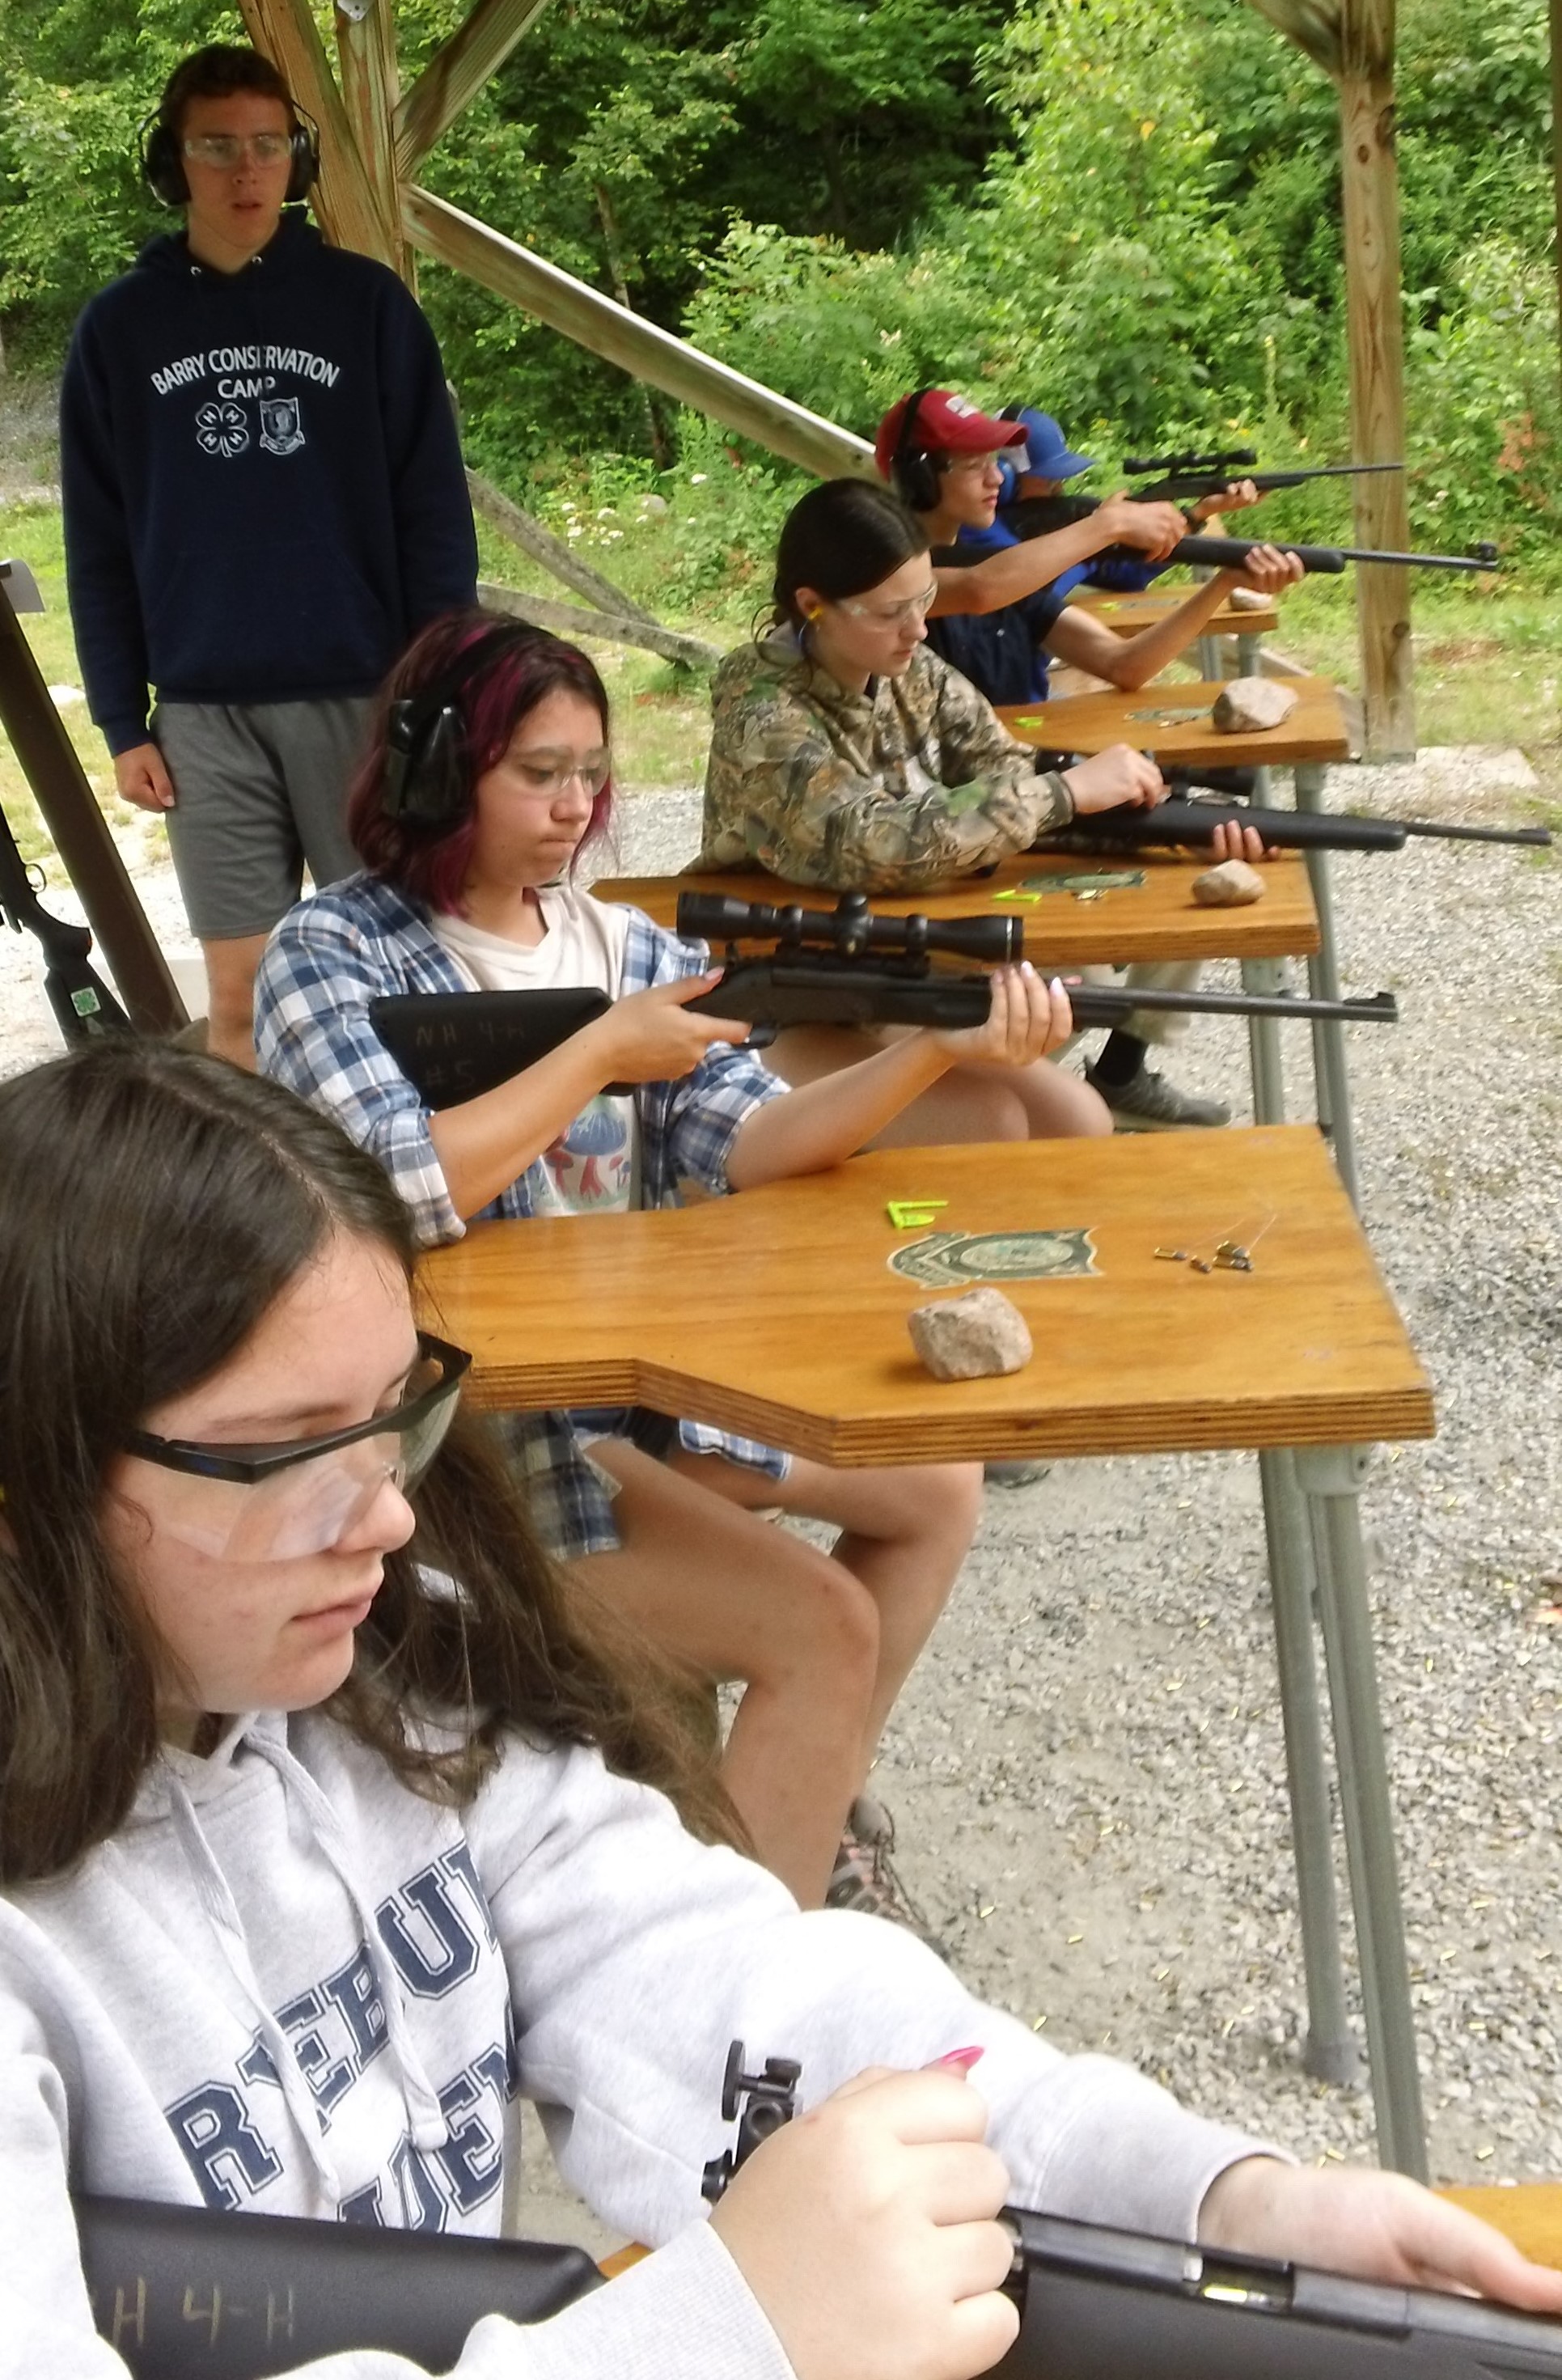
left=874, top=389, right=1028, bottom=480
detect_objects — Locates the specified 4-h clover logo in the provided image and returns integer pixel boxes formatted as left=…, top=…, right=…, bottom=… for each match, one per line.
left=195, top=400, right=249, bottom=459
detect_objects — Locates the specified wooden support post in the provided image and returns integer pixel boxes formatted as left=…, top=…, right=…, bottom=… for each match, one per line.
left=396, top=0, right=557, bottom=180
left=238, top=0, right=398, bottom=267
left=1340, top=0, right=1415, bottom=759
left=468, top=470, right=661, bottom=624
left=335, top=0, right=414, bottom=286
left=404, top=187, right=874, bottom=481
left=0, top=570, right=185, bottom=1035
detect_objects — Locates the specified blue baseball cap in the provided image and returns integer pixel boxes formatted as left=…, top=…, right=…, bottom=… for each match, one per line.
left=1008, top=409, right=1096, bottom=481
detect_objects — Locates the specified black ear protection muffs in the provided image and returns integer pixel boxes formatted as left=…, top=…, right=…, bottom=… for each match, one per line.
left=382, top=695, right=469, bottom=828
left=381, top=622, right=552, bottom=829
left=889, top=387, right=941, bottom=514
left=138, top=100, right=320, bottom=209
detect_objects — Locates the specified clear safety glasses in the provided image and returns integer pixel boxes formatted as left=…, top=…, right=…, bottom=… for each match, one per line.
left=120, top=1332, right=471, bottom=1563
left=183, top=133, right=294, bottom=170
left=836, top=583, right=939, bottom=629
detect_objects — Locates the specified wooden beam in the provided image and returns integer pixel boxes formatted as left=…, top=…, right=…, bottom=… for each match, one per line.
left=404, top=186, right=875, bottom=481
left=468, top=469, right=661, bottom=625
left=335, top=0, right=413, bottom=285
left=237, top=0, right=398, bottom=267
left=477, top=582, right=721, bottom=669
left=1339, top=0, right=1415, bottom=757
left=396, top=0, right=557, bottom=180
left=1237, top=0, right=1343, bottom=74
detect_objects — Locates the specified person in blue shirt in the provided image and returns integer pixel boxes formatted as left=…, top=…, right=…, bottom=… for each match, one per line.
left=874, top=389, right=1297, bottom=1133
left=61, top=44, right=477, bottom=1065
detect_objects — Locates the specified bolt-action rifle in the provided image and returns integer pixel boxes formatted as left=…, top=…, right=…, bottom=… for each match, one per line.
left=1040, top=798, right=1553, bottom=859
left=366, top=891, right=1395, bottom=1109
left=1119, top=443, right=1406, bottom=508
left=1001, top=489, right=1500, bottom=578
left=0, top=789, right=132, bottom=1043
left=76, top=2035, right=1562, bottom=2380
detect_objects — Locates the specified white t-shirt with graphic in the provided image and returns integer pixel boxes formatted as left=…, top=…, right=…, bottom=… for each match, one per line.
left=432, top=884, right=639, bottom=1216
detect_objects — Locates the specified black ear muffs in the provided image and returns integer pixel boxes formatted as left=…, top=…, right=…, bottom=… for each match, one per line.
left=138, top=104, right=320, bottom=210
left=383, top=700, right=468, bottom=828
left=890, top=387, right=942, bottom=515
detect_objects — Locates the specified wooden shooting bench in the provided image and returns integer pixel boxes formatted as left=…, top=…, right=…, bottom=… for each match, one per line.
left=594, top=846, right=1319, bottom=967
left=419, top=1125, right=1433, bottom=2179
left=998, top=676, right=1367, bottom=1205
left=1443, top=2188, right=1562, bottom=2268
left=996, top=675, right=1350, bottom=773
left=1066, top=585, right=1279, bottom=681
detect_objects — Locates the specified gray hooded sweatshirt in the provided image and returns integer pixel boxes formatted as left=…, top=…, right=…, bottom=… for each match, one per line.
left=0, top=1707, right=1271, bottom=2377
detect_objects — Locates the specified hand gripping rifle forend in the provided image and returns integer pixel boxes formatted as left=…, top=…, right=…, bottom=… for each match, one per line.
left=700, top=2042, right=1562, bottom=2380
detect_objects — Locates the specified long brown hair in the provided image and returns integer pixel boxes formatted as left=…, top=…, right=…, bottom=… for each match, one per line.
left=0, top=1043, right=734, bottom=1885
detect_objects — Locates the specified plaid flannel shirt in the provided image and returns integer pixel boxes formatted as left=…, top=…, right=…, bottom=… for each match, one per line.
left=255, top=872, right=790, bottom=1556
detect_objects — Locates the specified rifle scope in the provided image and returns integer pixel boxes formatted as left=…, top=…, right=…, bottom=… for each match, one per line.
left=677, top=891, right=1022, bottom=966
left=1123, top=445, right=1258, bottom=476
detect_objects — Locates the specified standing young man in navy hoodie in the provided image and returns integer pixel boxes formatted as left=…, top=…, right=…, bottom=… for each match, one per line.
left=61, top=46, right=478, bottom=1064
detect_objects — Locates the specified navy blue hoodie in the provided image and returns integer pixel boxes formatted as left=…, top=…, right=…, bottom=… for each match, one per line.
left=61, top=214, right=478, bottom=755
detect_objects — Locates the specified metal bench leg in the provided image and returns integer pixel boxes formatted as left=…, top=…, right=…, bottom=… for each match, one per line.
left=1259, top=1447, right=1361, bottom=2084
left=1241, top=958, right=1287, bottom=1128
left=1293, top=762, right=1361, bottom=1209
left=1294, top=1445, right=1427, bottom=2178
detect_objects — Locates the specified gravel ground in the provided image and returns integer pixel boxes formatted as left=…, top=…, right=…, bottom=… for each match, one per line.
left=4, top=748, right=1559, bottom=2231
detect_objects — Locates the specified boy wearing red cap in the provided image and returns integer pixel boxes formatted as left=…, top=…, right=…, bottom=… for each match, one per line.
left=874, top=389, right=1300, bottom=1132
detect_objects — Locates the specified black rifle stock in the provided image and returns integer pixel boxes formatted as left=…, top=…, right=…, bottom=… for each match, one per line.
left=1001, top=491, right=1499, bottom=576
left=75, top=2192, right=600, bottom=2379
left=1043, top=799, right=1551, bottom=857
left=0, top=790, right=133, bottom=1042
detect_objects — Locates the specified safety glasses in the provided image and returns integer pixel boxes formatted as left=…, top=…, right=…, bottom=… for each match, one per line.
left=120, top=1332, right=471, bottom=1562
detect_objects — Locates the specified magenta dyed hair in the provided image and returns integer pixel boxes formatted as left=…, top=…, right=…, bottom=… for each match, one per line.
left=347, top=609, right=614, bottom=916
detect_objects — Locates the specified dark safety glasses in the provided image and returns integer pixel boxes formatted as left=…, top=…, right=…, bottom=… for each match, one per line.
left=119, top=1332, right=471, bottom=1562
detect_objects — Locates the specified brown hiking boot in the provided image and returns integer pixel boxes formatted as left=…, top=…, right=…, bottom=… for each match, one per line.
left=825, top=1794, right=947, bottom=1958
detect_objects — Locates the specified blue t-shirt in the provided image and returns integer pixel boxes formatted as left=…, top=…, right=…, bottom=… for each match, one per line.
left=927, top=519, right=1066, bottom=705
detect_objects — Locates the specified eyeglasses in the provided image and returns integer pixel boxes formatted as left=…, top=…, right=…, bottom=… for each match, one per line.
left=120, top=1332, right=470, bottom=1562
left=182, top=132, right=294, bottom=170
left=835, top=584, right=939, bottom=629
left=506, top=752, right=612, bottom=799
left=941, top=452, right=1005, bottom=481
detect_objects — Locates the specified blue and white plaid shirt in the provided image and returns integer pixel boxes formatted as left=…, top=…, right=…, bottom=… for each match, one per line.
left=255, top=871, right=790, bottom=1556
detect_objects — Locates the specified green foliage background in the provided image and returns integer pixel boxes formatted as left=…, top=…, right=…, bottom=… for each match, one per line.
left=0, top=0, right=1556, bottom=575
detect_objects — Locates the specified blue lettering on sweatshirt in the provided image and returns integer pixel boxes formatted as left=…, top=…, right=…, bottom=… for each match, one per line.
left=160, top=1845, right=517, bottom=2219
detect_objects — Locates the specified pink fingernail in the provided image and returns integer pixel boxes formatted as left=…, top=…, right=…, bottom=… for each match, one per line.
left=933, top=2045, right=985, bottom=2070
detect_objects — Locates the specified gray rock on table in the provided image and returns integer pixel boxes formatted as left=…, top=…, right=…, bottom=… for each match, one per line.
left=1213, top=676, right=1299, bottom=733
left=1192, top=858, right=1267, bottom=906
left=908, top=1287, right=1034, bottom=1381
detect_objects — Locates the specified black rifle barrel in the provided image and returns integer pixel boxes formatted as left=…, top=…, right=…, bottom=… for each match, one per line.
left=1170, top=532, right=1498, bottom=574
left=682, top=959, right=1397, bottom=1033
left=1135, top=461, right=1405, bottom=502
left=1051, top=799, right=1408, bottom=854
left=1051, top=799, right=1547, bottom=855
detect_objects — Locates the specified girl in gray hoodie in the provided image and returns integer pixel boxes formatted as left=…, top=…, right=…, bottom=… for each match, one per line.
left=0, top=1044, right=1553, bottom=2380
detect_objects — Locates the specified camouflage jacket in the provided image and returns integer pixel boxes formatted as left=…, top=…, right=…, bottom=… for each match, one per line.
left=699, top=632, right=1074, bottom=894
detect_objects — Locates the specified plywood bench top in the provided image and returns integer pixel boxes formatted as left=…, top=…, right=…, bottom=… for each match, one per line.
left=417, top=1127, right=1433, bottom=1466
left=591, top=847, right=1320, bottom=964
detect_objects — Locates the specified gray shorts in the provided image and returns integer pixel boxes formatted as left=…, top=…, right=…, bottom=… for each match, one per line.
left=154, top=694, right=375, bottom=942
